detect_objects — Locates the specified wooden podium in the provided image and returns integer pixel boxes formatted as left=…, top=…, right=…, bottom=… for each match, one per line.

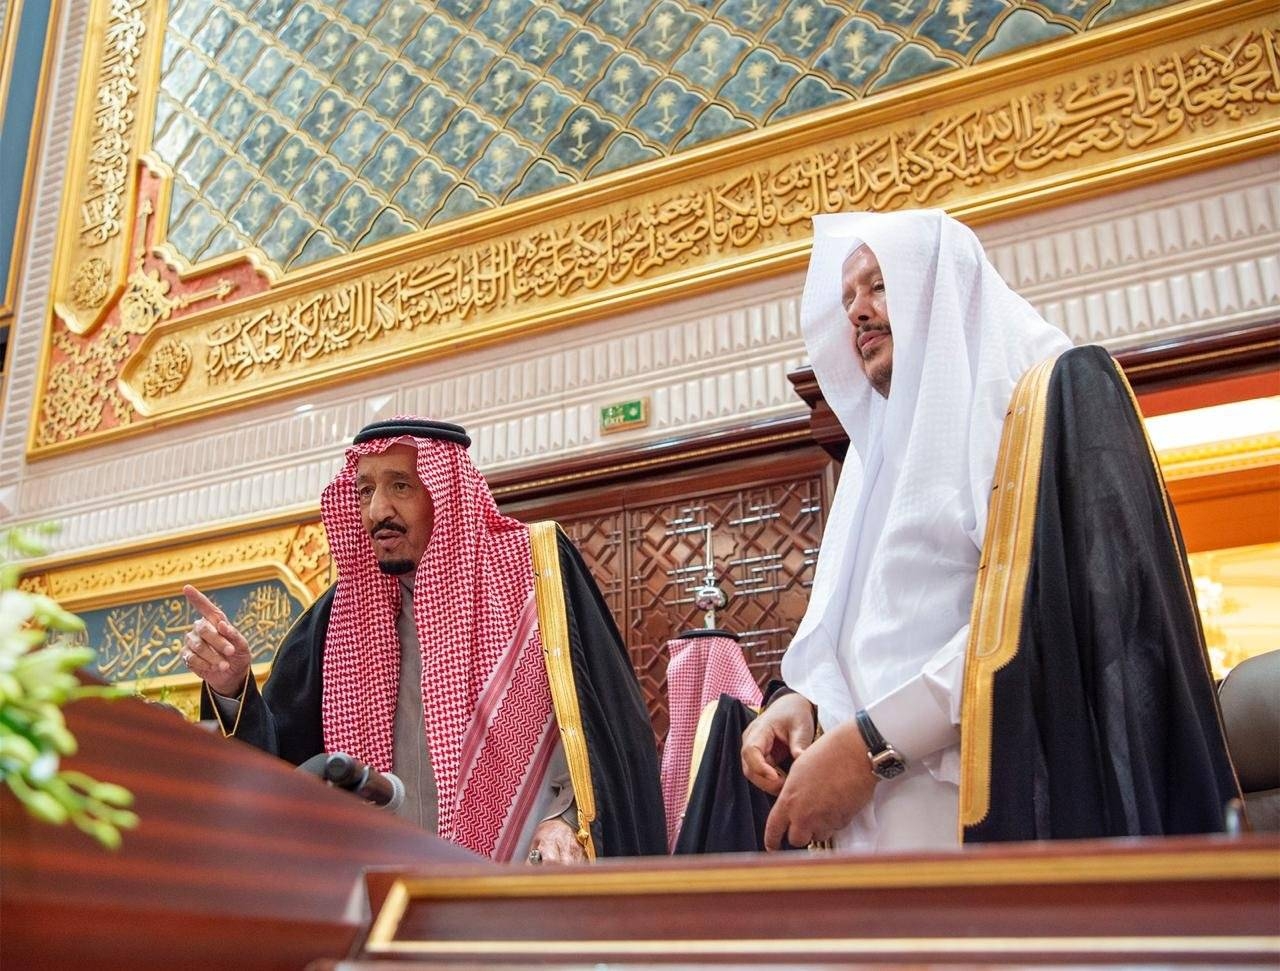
left=6, top=693, right=1278, bottom=968
left=0, top=694, right=475, bottom=969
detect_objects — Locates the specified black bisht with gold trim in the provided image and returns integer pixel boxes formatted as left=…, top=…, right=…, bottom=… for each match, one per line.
left=959, top=345, right=1241, bottom=841
left=530, top=524, right=667, bottom=858
left=202, top=526, right=666, bottom=858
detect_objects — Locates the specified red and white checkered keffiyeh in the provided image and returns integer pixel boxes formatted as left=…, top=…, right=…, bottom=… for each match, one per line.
left=319, top=427, right=556, bottom=860
left=661, top=634, right=762, bottom=849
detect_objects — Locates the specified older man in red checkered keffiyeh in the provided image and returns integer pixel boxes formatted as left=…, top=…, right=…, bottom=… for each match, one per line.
left=187, top=418, right=665, bottom=862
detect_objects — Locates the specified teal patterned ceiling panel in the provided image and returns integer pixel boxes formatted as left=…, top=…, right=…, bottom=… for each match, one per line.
left=151, top=0, right=1183, bottom=270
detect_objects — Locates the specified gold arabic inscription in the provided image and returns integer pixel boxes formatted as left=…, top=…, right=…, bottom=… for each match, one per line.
left=80, top=0, right=147, bottom=248
left=119, top=21, right=1280, bottom=415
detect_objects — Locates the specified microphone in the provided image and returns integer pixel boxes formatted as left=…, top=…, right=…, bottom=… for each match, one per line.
left=296, top=752, right=406, bottom=812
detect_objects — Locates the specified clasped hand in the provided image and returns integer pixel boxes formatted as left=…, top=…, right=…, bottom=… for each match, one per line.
left=741, top=694, right=878, bottom=850
left=526, top=817, right=587, bottom=864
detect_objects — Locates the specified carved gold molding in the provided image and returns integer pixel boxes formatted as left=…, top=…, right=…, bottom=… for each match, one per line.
left=19, top=516, right=331, bottom=611
left=47, top=0, right=166, bottom=336
left=31, top=0, right=1280, bottom=457
left=1158, top=434, right=1280, bottom=481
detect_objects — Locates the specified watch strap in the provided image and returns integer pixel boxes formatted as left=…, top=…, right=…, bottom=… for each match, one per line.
left=855, top=708, right=888, bottom=754
left=855, top=708, right=907, bottom=780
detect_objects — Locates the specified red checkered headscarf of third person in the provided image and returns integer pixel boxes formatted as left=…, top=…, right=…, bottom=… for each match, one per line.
left=661, top=630, right=762, bottom=849
left=318, top=418, right=541, bottom=842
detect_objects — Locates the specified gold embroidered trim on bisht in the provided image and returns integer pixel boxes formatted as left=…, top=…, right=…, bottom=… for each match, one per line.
left=205, top=677, right=246, bottom=738
left=685, top=699, right=721, bottom=806
left=683, top=698, right=763, bottom=806
left=529, top=521, right=598, bottom=861
left=957, top=355, right=1058, bottom=832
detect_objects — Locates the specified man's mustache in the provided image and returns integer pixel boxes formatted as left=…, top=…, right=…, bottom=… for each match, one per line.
left=370, top=519, right=407, bottom=536
left=856, top=323, right=889, bottom=351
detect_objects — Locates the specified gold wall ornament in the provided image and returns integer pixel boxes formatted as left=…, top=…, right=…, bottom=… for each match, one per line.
left=35, top=192, right=239, bottom=448
left=31, top=0, right=1280, bottom=455
left=48, top=0, right=164, bottom=336
left=41, top=314, right=138, bottom=439
left=286, top=523, right=332, bottom=591
left=118, top=264, right=237, bottom=337
left=17, top=574, right=52, bottom=597
left=118, top=267, right=178, bottom=335
left=136, top=336, right=191, bottom=398
left=70, top=257, right=112, bottom=310
left=79, top=0, right=148, bottom=249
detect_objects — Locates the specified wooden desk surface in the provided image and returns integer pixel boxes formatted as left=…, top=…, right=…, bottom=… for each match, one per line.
left=349, top=832, right=1280, bottom=967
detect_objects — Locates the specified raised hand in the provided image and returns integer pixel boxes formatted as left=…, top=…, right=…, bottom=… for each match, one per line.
left=181, top=584, right=251, bottom=698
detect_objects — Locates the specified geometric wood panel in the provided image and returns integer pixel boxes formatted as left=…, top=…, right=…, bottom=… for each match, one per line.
left=519, top=448, right=832, bottom=746
left=623, top=475, right=825, bottom=685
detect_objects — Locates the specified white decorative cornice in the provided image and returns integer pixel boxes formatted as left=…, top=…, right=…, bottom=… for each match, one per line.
left=980, top=163, right=1279, bottom=347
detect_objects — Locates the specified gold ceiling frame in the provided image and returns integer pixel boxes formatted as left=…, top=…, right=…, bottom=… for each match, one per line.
left=18, top=507, right=330, bottom=613
left=31, top=0, right=1280, bottom=458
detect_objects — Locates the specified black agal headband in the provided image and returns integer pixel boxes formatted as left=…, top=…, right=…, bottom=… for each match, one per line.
left=352, top=418, right=471, bottom=448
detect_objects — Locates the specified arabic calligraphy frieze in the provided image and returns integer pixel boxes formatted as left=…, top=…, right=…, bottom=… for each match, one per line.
left=51, top=0, right=163, bottom=335
left=115, top=18, right=1280, bottom=415
left=77, top=580, right=301, bottom=682
left=81, top=0, right=148, bottom=248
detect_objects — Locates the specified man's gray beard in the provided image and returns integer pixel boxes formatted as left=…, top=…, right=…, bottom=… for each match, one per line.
left=377, top=559, right=416, bottom=576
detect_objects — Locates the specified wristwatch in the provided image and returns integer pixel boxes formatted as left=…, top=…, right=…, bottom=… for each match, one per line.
left=855, top=709, right=907, bottom=780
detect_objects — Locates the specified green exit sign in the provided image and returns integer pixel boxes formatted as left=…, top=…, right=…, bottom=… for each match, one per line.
left=600, top=398, right=649, bottom=434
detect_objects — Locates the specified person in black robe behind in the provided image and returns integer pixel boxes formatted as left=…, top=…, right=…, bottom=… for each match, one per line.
left=958, top=344, right=1240, bottom=841
left=675, top=693, right=782, bottom=855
